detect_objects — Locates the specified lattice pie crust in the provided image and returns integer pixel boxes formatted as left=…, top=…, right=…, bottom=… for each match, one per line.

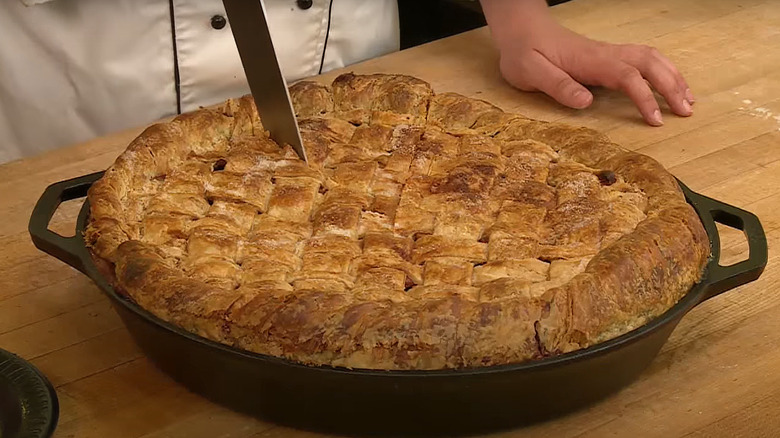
left=85, top=73, right=710, bottom=370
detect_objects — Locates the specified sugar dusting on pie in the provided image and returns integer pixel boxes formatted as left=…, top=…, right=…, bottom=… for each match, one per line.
left=85, top=73, right=710, bottom=370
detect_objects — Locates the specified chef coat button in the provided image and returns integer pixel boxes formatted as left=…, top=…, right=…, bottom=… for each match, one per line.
left=211, top=15, right=227, bottom=30
left=297, top=0, right=313, bottom=10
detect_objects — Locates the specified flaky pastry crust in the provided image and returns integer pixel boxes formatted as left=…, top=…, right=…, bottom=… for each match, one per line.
left=85, top=73, right=710, bottom=370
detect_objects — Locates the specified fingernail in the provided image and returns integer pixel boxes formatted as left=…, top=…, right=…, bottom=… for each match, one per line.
left=572, top=88, right=591, bottom=108
left=685, top=88, right=695, bottom=104
left=682, top=99, right=693, bottom=115
left=650, top=109, right=664, bottom=126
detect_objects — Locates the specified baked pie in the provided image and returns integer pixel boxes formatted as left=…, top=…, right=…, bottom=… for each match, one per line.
left=85, top=73, right=710, bottom=370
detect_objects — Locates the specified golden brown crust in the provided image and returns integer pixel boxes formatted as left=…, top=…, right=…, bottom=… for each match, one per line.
left=86, top=73, right=710, bottom=370
left=289, top=81, right=334, bottom=118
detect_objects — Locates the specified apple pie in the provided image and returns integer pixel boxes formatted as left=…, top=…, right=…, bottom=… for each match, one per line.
left=85, top=73, right=710, bottom=370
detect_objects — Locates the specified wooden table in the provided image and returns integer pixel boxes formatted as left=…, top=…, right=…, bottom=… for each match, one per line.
left=2, top=0, right=779, bottom=436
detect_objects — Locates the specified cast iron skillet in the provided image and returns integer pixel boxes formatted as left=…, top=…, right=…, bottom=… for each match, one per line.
left=0, top=348, right=59, bottom=438
left=29, top=172, right=767, bottom=436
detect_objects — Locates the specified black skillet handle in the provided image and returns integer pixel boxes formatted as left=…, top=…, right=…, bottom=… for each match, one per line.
left=28, top=171, right=105, bottom=275
left=679, top=183, right=768, bottom=303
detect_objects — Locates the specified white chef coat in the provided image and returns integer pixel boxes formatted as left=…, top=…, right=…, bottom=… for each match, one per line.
left=0, top=0, right=400, bottom=165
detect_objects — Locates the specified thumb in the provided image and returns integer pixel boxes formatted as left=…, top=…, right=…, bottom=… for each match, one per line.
left=502, top=50, right=593, bottom=109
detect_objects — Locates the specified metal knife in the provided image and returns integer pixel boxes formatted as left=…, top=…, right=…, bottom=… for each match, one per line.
left=222, top=0, right=307, bottom=162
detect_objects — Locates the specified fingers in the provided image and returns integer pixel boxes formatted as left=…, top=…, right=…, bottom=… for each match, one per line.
left=653, top=49, right=694, bottom=102
left=580, top=57, right=665, bottom=126
left=498, top=36, right=692, bottom=126
left=501, top=49, right=594, bottom=109
left=614, top=64, right=665, bottom=126
left=656, top=50, right=695, bottom=104
left=619, top=45, right=693, bottom=117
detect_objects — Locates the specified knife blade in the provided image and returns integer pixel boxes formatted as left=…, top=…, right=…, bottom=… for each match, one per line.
left=222, top=0, right=307, bottom=162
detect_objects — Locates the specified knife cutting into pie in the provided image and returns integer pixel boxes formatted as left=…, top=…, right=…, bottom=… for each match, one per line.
left=222, top=0, right=308, bottom=162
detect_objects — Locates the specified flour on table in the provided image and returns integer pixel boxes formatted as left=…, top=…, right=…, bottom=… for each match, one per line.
left=737, top=99, right=780, bottom=131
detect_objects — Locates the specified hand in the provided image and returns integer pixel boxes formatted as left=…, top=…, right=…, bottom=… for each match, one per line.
left=480, top=0, right=694, bottom=126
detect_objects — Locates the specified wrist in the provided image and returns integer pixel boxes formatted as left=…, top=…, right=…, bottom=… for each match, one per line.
left=479, top=0, right=556, bottom=48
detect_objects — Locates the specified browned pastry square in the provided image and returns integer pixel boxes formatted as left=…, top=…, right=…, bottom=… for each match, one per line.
left=146, top=193, right=210, bottom=218
left=428, top=92, right=504, bottom=134
left=207, top=171, right=273, bottom=211
left=289, top=81, right=334, bottom=118
left=265, top=177, right=321, bottom=222
left=86, top=72, right=709, bottom=371
left=141, top=214, right=191, bottom=246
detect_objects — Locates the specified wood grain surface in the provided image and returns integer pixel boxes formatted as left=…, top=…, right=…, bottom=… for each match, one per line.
left=2, top=0, right=778, bottom=436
